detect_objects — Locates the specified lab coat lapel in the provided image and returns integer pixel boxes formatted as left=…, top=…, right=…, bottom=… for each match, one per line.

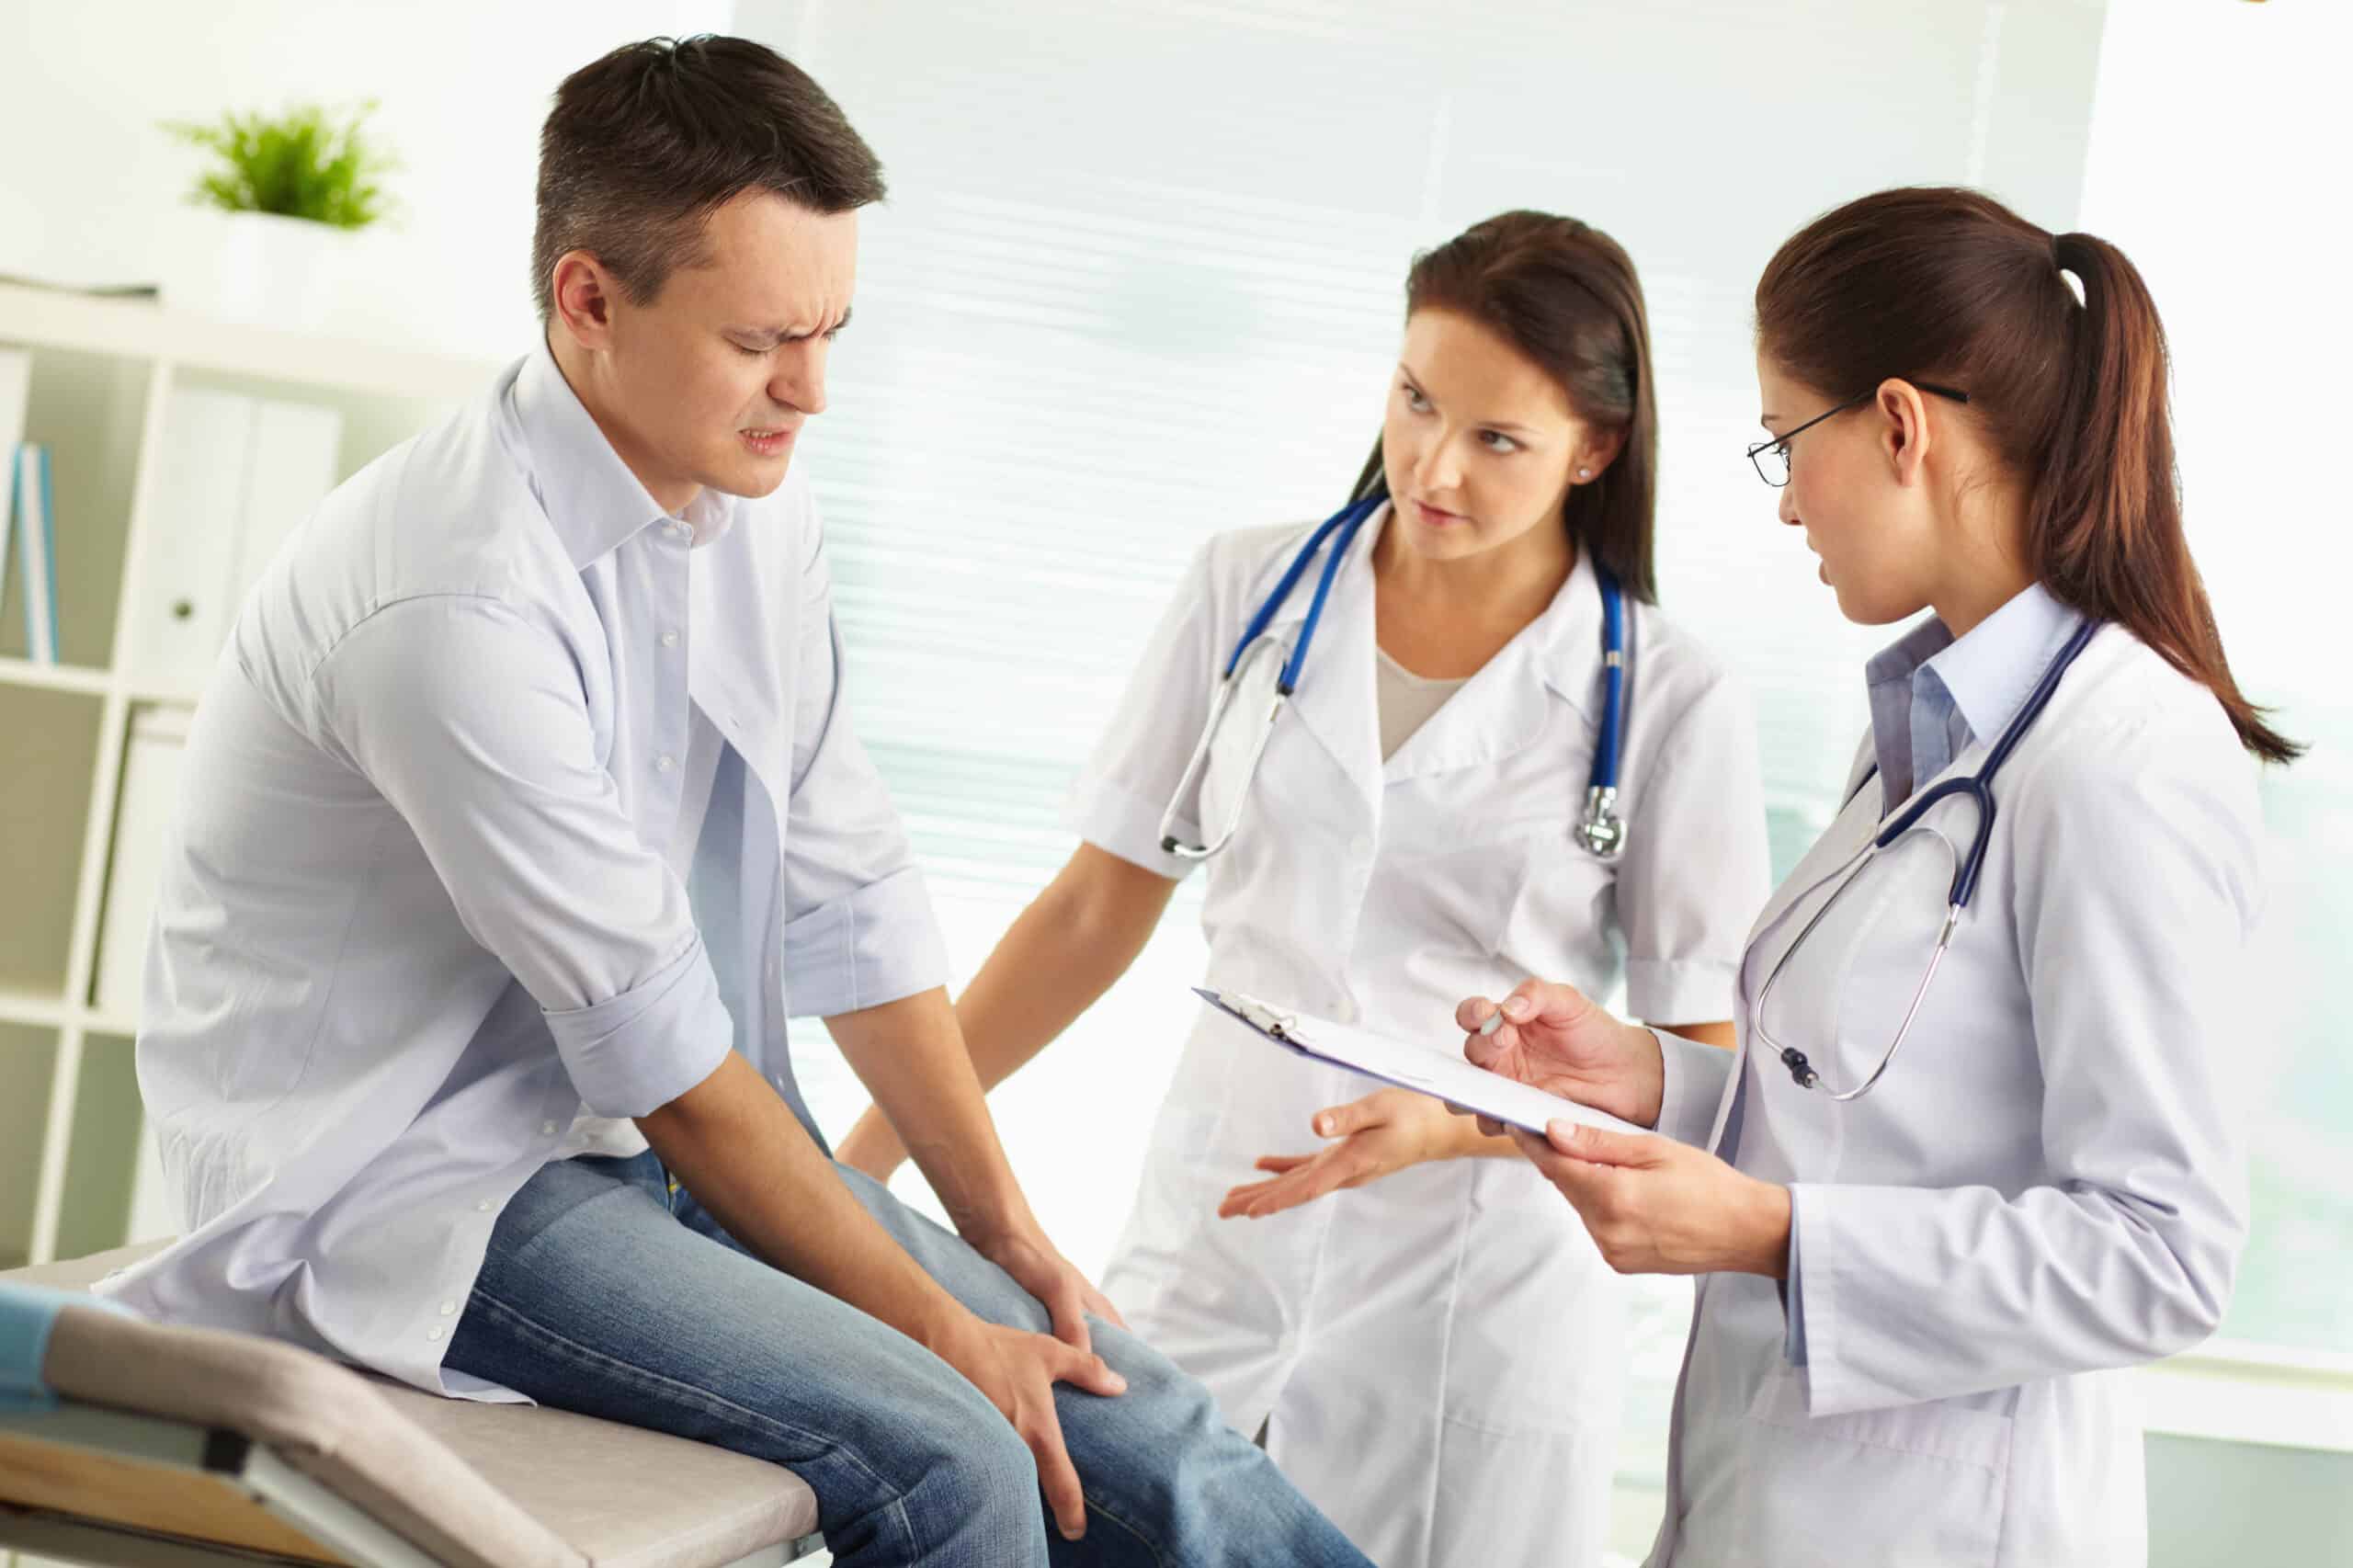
left=1741, top=734, right=1881, bottom=952
left=1254, top=509, right=1385, bottom=820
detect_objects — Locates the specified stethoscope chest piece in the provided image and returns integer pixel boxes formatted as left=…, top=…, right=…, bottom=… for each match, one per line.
left=1577, top=785, right=1625, bottom=858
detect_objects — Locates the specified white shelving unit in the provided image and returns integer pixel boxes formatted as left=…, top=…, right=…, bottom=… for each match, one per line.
left=0, top=281, right=498, bottom=1269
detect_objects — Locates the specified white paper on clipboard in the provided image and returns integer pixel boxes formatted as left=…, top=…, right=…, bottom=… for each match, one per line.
left=1193, top=987, right=1650, bottom=1138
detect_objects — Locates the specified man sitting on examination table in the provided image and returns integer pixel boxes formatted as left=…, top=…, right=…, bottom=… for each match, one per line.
left=95, top=35, right=1372, bottom=1568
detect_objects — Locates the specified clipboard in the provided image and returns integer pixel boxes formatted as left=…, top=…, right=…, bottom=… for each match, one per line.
left=1193, top=987, right=1650, bottom=1138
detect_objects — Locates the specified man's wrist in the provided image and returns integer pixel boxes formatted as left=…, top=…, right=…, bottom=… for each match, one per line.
left=904, top=1133, right=1034, bottom=1248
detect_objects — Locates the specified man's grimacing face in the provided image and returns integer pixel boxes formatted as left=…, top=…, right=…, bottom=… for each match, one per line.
left=572, top=191, right=859, bottom=509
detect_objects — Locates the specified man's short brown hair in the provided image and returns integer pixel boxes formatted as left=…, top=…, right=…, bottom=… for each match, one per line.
left=532, top=35, right=886, bottom=318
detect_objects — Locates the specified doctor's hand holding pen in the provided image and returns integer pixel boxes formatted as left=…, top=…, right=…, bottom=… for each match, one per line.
left=1457, top=982, right=1793, bottom=1278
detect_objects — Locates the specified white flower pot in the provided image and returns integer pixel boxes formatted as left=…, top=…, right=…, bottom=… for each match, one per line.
left=162, top=209, right=347, bottom=332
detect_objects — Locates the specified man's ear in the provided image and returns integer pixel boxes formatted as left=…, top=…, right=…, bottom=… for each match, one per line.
left=549, top=251, right=619, bottom=352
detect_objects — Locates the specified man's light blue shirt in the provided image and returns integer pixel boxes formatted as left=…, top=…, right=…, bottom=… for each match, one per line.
left=1782, top=580, right=2082, bottom=1364
left=97, top=339, right=948, bottom=1400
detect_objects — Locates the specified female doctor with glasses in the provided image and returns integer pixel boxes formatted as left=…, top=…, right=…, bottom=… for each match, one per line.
left=838, top=210, right=1771, bottom=1567
left=1463, top=187, right=2296, bottom=1567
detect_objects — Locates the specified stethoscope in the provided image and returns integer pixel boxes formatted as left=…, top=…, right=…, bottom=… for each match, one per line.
left=1156, top=490, right=1632, bottom=860
left=1756, top=616, right=2100, bottom=1101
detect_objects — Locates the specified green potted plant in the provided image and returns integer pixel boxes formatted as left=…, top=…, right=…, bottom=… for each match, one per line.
left=158, top=102, right=397, bottom=330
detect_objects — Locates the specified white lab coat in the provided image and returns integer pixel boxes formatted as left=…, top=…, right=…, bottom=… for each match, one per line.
left=1071, top=508, right=1771, bottom=1568
left=1643, top=623, right=2260, bottom=1567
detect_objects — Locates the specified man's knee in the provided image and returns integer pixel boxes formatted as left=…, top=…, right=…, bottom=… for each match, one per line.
left=893, top=1397, right=1043, bottom=1551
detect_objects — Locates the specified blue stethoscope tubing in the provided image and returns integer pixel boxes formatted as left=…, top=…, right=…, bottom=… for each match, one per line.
left=1764, top=614, right=2101, bottom=1099
left=1159, top=489, right=1631, bottom=859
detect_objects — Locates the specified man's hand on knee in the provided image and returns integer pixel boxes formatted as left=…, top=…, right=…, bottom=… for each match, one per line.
left=925, top=1312, right=1127, bottom=1541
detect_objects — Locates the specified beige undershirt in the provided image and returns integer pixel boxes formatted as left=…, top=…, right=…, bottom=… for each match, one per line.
left=1375, top=645, right=1470, bottom=760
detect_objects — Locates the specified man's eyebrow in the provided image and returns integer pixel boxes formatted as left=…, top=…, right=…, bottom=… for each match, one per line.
left=731, top=308, right=854, bottom=345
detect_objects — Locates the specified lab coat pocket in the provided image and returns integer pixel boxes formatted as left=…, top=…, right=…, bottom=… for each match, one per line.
left=1734, top=1367, right=2011, bottom=1566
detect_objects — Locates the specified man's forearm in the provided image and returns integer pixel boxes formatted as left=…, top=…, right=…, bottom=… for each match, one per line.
left=635, top=1051, right=965, bottom=1346
left=829, top=987, right=1037, bottom=1244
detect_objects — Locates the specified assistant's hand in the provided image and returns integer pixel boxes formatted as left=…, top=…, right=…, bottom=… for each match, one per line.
left=1457, top=979, right=1665, bottom=1132
left=972, top=1222, right=1129, bottom=1356
left=1511, top=1119, right=1791, bottom=1278
left=925, top=1309, right=1128, bottom=1542
left=1217, top=1088, right=1465, bottom=1220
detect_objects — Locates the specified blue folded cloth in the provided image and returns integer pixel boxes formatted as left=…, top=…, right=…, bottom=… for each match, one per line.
left=1, top=1281, right=139, bottom=1413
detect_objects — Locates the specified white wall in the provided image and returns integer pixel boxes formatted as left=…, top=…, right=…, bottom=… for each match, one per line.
left=2078, top=0, right=2353, bottom=1361
left=0, top=0, right=733, bottom=357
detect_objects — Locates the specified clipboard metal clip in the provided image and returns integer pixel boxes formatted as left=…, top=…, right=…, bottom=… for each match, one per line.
left=1200, top=988, right=1299, bottom=1042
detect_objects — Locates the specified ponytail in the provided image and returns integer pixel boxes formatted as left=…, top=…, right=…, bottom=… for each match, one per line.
left=1756, top=188, right=2299, bottom=764
left=2040, top=233, right=2297, bottom=763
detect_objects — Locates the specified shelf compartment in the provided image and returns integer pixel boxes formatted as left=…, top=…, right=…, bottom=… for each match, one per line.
left=0, top=1022, right=61, bottom=1268
left=0, top=683, right=103, bottom=997
left=0, top=345, right=155, bottom=670
left=55, top=1028, right=170, bottom=1258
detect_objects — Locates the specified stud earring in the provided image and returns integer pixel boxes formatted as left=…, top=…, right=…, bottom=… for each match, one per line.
left=1577, top=467, right=1592, bottom=480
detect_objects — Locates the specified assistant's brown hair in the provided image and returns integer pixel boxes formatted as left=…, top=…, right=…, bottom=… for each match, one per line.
left=532, top=35, right=885, bottom=319
left=1353, top=210, right=1661, bottom=602
left=1756, top=186, right=2295, bottom=763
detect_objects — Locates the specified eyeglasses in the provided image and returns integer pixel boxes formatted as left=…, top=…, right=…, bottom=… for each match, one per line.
left=1746, top=382, right=1971, bottom=487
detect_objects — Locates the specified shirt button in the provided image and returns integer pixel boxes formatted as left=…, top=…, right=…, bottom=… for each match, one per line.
left=474, top=1200, right=493, bottom=1213
left=426, top=1326, right=445, bottom=1342
left=440, top=1300, right=459, bottom=1316
left=656, top=755, right=676, bottom=773
left=540, top=1120, right=558, bottom=1136
left=660, top=631, right=679, bottom=648
left=672, top=521, right=691, bottom=540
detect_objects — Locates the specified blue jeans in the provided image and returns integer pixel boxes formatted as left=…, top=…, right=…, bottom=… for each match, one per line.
left=445, top=1152, right=1371, bottom=1568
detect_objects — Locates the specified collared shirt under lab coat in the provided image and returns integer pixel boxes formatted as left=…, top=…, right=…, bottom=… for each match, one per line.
left=1073, top=508, right=1772, bottom=1568
left=1643, top=586, right=2258, bottom=1568
left=97, top=340, right=948, bottom=1401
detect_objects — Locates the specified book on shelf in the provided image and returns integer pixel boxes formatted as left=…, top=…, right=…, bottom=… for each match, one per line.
left=12, top=443, right=60, bottom=664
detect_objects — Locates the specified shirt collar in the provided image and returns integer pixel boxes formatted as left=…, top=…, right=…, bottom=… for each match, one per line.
left=1866, top=581, right=2080, bottom=754
left=508, top=335, right=737, bottom=569
left=1922, top=582, right=2080, bottom=746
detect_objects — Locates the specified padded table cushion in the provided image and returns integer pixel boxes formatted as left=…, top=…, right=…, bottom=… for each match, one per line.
left=3, top=1244, right=820, bottom=1568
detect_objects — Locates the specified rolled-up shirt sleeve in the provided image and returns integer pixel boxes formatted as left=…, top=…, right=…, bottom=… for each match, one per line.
left=316, top=594, right=731, bottom=1116
left=776, top=506, right=949, bottom=1019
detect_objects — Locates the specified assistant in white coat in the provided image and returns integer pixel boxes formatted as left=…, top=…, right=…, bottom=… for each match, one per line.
left=1466, top=187, right=2299, bottom=1568
left=1082, top=501, right=1765, bottom=1567
left=836, top=210, right=1772, bottom=1567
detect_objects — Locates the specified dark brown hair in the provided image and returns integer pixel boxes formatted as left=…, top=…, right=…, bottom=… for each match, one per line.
left=1756, top=186, right=2296, bottom=763
left=532, top=35, right=886, bottom=319
left=1352, top=210, right=1661, bottom=602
